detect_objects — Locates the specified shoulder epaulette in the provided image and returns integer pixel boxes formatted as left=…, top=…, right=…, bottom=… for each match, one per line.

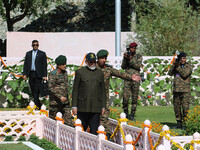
left=51, top=69, right=57, bottom=75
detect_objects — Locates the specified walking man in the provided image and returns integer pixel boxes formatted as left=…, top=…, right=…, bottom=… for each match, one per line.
left=72, top=52, right=106, bottom=135
left=23, top=40, right=47, bottom=109
left=48, top=55, right=73, bottom=126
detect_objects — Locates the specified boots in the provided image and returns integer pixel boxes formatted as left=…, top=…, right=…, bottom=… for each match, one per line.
left=173, top=120, right=182, bottom=129
left=128, top=114, right=135, bottom=121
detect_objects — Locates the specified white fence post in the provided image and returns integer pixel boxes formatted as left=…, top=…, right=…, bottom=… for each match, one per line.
left=193, top=132, right=200, bottom=150
left=98, top=125, right=106, bottom=150
left=143, top=119, right=151, bottom=150
left=40, top=105, right=47, bottom=117
left=120, top=112, right=127, bottom=145
left=124, top=134, right=133, bottom=150
left=74, top=119, right=82, bottom=150
left=161, top=125, right=171, bottom=150
left=55, top=112, right=63, bottom=146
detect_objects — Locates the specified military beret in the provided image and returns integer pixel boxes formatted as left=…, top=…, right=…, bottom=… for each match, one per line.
left=129, top=42, right=138, bottom=48
left=55, top=55, right=67, bottom=65
left=97, top=49, right=109, bottom=58
left=178, top=52, right=186, bottom=59
left=86, top=52, right=96, bottom=61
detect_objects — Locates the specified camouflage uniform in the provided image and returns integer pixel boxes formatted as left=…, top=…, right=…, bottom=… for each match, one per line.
left=168, top=62, right=193, bottom=122
left=48, top=68, right=74, bottom=127
left=121, top=53, right=143, bottom=118
left=97, top=64, right=132, bottom=134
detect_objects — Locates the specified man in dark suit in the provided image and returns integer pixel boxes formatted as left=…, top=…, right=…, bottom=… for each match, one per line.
left=72, top=52, right=106, bottom=135
left=23, top=40, right=47, bottom=109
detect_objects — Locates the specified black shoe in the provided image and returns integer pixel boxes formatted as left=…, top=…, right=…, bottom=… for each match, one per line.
left=173, top=121, right=182, bottom=129
left=128, top=114, right=135, bottom=121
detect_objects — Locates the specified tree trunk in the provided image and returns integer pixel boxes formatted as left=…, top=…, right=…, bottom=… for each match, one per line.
left=7, top=20, right=14, bottom=31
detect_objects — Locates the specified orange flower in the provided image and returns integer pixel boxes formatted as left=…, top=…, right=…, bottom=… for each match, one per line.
left=148, top=96, right=151, bottom=98
left=162, top=95, right=166, bottom=98
left=115, top=92, right=118, bottom=95
left=138, top=96, right=140, bottom=99
left=70, top=95, right=72, bottom=97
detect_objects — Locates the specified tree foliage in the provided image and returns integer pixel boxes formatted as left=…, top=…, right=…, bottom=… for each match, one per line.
left=0, top=0, right=63, bottom=31
left=130, top=0, right=200, bottom=56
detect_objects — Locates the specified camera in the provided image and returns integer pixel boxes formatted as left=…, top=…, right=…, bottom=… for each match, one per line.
left=126, top=45, right=130, bottom=58
left=140, top=73, right=145, bottom=82
left=175, top=50, right=180, bottom=64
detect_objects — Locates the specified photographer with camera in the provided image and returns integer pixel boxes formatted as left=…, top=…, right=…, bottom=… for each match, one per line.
left=168, top=52, right=193, bottom=129
left=121, top=42, right=143, bottom=121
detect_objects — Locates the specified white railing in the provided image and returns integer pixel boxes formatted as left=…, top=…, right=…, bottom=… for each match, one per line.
left=0, top=102, right=200, bottom=150
left=1, top=56, right=200, bottom=72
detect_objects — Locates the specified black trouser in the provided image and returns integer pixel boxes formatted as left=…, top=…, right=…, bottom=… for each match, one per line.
left=77, top=112, right=100, bottom=135
left=29, top=71, right=42, bottom=109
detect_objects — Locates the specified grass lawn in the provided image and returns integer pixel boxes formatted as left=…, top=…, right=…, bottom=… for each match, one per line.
left=110, top=105, right=195, bottom=135
left=0, top=143, right=32, bottom=150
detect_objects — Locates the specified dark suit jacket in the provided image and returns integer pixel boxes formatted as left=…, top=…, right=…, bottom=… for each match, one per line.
left=72, top=67, right=106, bottom=113
left=23, top=50, right=47, bottom=78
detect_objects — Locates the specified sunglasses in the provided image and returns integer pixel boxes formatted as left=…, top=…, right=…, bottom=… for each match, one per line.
left=32, top=44, right=39, bottom=47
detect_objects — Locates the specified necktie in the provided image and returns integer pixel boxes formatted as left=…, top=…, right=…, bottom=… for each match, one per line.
left=31, top=51, right=37, bottom=71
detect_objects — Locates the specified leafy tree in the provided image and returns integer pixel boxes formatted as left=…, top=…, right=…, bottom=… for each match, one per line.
left=130, top=0, right=200, bottom=56
left=0, top=0, right=63, bottom=31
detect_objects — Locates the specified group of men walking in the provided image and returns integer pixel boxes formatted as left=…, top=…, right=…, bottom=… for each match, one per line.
left=23, top=40, right=192, bottom=136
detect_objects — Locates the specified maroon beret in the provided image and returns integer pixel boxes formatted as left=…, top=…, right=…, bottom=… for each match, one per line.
left=129, top=42, right=138, bottom=48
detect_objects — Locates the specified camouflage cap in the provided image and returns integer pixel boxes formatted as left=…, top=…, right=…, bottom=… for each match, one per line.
left=97, top=49, right=109, bottom=58
left=86, top=52, right=96, bottom=61
left=55, top=55, right=67, bottom=65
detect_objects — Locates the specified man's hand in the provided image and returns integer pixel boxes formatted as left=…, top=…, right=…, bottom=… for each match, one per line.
left=60, top=97, right=67, bottom=103
left=101, top=108, right=105, bottom=115
left=43, top=77, right=47, bottom=80
left=124, top=52, right=128, bottom=58
left=131, top=74, right=141, bottom=82
left=23, top=75, right=27, bottom=80
left=72, top=108, right=77, bottom=115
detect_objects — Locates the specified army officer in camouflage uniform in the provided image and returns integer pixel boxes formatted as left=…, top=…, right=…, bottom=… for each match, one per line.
left=96, top=49, right=141, bottom=138
left=72, top=52, right=106, bottom=135
left=168, top=52, right=193, bottom=129
left=48, top=55, right=73, bottom=126
left=121, top=42, right=143, bottom=121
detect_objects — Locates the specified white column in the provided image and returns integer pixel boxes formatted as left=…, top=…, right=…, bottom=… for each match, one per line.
left=161, top=125, right=170, bottom=150
left=74, top=119, right=82, bottom=150
left=98, top=125, right=106, bottom=150
left=143, top=119, right=151, bottom=150
left=124, top=134, right=133, bottom=150
left=115, top=0, right=121, bottom=56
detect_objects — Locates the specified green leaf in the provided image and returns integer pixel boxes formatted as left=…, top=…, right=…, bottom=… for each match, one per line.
left=154, top=86, right=160, bottom=93
left=7, top=93, right=14, bottom=101
left=8, top=80, right=18, bottom=91
left=191, top=91, right=196, bottom=97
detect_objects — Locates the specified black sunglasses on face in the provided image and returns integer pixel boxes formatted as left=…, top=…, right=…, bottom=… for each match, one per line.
left=32, top=44, right=39, bottom=47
